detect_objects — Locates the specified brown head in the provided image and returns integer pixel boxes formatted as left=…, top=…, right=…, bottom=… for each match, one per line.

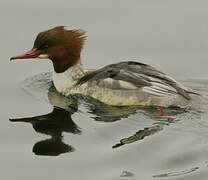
left=10, top=26, right=86, bottom=73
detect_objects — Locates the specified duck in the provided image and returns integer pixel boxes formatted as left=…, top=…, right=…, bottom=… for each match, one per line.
left=10, top=26, right=201, bottom=113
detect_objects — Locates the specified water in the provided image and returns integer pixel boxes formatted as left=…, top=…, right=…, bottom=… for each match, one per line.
left=6, top=72, right=208, bottom=180
left=1, top=0, right=208, bottom=179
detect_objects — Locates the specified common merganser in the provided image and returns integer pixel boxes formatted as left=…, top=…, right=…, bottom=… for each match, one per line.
left=10, top=26, right=200, bottom=109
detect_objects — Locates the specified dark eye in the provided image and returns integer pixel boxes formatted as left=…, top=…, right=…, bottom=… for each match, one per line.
left=39, top=44, right=49, bottom=50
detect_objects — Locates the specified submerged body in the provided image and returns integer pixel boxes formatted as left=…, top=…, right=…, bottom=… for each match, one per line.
left=10, top=26, right=202, bottom=108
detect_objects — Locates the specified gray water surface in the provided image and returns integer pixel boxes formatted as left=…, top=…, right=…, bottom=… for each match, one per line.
left=2, top=0, right=208, bottom=179
left=7, top=72, right=208, bottom=180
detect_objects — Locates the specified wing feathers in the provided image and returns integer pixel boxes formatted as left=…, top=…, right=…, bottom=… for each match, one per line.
left=77, top=61, right=195, bottom=100
left=142, top=87, right=173, bottom=96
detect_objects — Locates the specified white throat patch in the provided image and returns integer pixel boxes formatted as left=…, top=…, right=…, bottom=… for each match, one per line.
left=52, top=64, right=84, bottom=95
left=38, top=54, right=49, bottom=59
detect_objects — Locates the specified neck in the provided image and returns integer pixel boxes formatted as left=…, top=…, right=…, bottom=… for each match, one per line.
left=52, top=56, right=81, bottom=73
left=52, top=63, right=85, bottom=95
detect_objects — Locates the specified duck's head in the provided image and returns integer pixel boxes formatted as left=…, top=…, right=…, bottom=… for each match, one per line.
left=10, top=26, right=86, bottom=73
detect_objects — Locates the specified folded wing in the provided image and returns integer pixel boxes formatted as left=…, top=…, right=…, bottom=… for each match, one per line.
left=78, top=61, right=197, bottom=100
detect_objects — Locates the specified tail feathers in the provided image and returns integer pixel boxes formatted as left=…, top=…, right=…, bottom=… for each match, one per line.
left=188, top=91, right=201, bottom=96
left=177, top=89, right=201, bottom=100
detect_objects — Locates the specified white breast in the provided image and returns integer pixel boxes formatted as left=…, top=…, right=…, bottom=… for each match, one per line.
left=52, top=64, right=85, bottom=95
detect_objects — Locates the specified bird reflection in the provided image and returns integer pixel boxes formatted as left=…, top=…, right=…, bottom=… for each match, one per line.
left=10, top=86, right=80, bottom=156
left=10, top=77, right=186, bottom=156
left=111, top=107, right=186, bottom=148
left=113, top=124, right=163, bottom=148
